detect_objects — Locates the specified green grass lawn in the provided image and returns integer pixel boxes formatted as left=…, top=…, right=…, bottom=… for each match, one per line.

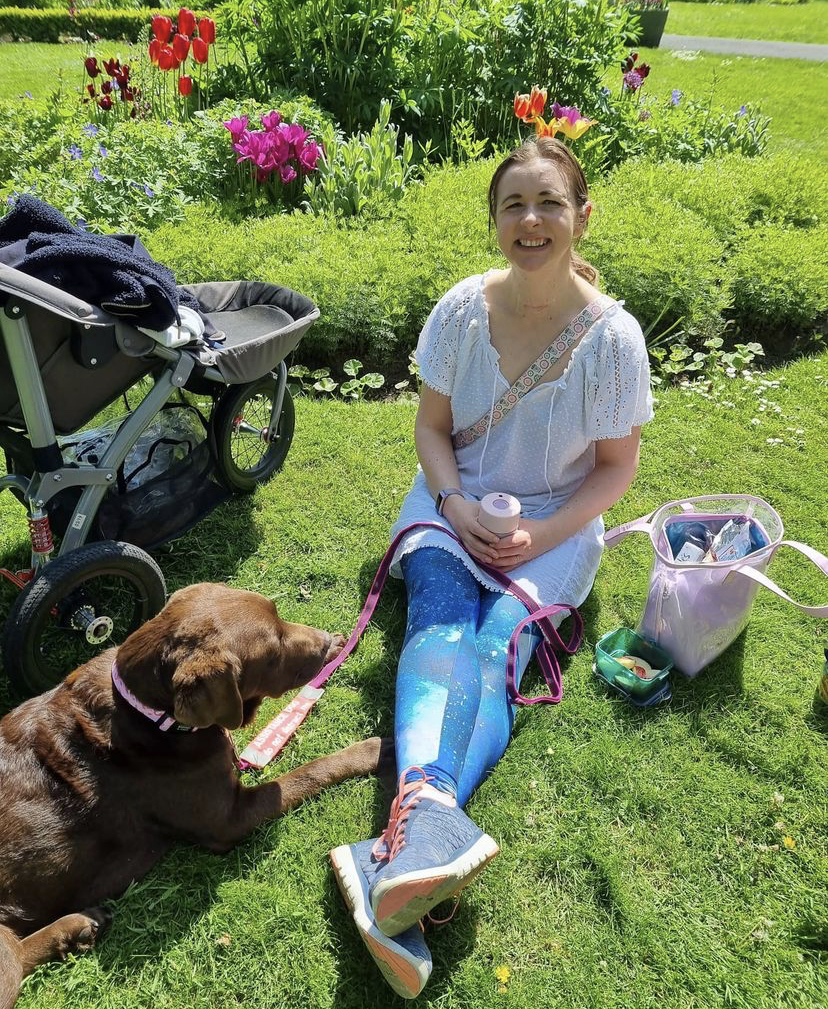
left=0, top=40, right=126, bottom=102
left=667, top=0, right=828, bottom=45
left=624, top=48, right=828, bottom=160
left=1, top=349, right=827, bottom=1009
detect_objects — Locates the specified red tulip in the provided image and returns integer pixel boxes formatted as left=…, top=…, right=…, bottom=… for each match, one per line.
left=148, top=38, right=161, bottom=65
left=98, top=95, right=113, bottom=110
left=84, top=56, right=100, bottom=78
left=151, top=15, right=172, bottom=43
left=528, top=84, right=547, bottom=120
left=115, top=64, right=130, bottom=87
left=157, top=45, right=179, bottom=71
left=191, top=36, right=208, bottom=64
left=178, top=7, right=196, bottom=36
left=101, top=80, right=112, bottom=95
left=102, top=57, right=119, bottom=76
left=178, top=75, right=193, bottom=97
left=120, top=86, right=134, bottom=102
left=86, top=83, right=96, bottom=97
left=172, top=33, right=190, bottom=62
left=198, top=16, right=215, bottom=44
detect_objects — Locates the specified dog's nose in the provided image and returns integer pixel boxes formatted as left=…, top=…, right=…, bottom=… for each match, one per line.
left=324, top=632, right=346, bottom=663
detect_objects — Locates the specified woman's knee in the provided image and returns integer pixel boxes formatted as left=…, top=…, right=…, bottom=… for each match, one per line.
left=401, top=548, right=481, bottom=627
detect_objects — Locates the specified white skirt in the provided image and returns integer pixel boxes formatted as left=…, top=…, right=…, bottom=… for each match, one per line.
left=389, top=470, right=605, bottom=612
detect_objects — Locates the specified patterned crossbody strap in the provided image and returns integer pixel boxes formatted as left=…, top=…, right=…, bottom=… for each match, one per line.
left=452, top=294, right=616, bottom=450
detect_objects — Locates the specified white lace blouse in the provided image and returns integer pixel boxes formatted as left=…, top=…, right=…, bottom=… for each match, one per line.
left=389, top=272, right=654, bottom=608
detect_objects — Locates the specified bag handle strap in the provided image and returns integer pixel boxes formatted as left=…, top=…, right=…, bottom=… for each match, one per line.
left=725, top=540, right=828, bottom=617
left=604, top=501, right=696, bottom=549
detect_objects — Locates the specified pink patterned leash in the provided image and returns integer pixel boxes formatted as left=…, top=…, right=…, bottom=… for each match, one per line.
left=237, top=521, right=583, bottom=770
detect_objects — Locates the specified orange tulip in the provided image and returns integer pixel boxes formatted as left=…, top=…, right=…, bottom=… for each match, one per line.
left=178, top=75, right=193, bottom=96
left=514, top=92, right=532, bottom=121
left=528, top=85, right=547, bottom=120
left=532, top=116, right=559, bottom=138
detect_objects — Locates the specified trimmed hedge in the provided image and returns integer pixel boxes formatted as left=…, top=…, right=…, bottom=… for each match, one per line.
left=730, top=225, right=828, bottom=349
left=137, top=153, right=828, bottom=373
left=0, top=7, right=212, bottom=42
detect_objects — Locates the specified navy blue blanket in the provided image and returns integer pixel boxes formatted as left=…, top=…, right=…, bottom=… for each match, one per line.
left=0, top=196, right=199, bottom=331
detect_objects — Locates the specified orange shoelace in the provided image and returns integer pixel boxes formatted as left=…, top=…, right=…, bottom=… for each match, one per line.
left=371, top=767, right=435, bottom=863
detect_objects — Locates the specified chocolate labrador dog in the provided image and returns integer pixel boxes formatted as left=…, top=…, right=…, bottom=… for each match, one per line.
left=0, top=582, right=388, bottom=1009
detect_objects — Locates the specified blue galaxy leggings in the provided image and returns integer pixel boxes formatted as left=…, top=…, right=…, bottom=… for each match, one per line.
left=395, top=547, right=541, bottom=808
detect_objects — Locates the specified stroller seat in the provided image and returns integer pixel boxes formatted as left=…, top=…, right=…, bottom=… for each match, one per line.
left=119, top=280, right=319, bottom=387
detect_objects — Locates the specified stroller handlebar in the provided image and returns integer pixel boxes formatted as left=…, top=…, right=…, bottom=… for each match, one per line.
left=0, top=263, right=118, bottom=328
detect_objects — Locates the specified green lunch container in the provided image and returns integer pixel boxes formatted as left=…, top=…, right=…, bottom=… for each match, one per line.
left=594, top=627, right=674, bottom=698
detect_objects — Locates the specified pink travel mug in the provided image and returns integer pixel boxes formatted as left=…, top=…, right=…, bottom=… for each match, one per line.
left=478, top=492, right=521, bottom=536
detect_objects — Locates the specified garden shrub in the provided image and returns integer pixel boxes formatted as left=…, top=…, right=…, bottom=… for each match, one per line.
left=225, top=0, right=634, bottom=155
left=602, top=154, right=828, bottom=243
left=146, top=207, right=425, bottom=367
left=582, top=185, right=731, bottom=344
left=729, top=224, right=828, bottom=355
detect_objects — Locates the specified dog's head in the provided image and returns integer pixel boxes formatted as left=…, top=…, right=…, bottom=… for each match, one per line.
left=114, top=583, right=344, bottom=729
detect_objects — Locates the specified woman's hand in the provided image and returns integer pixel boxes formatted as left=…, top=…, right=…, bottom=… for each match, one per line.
left=441, top=496, right=500, bottom=564
left=487, top=519, right=551, bottom=572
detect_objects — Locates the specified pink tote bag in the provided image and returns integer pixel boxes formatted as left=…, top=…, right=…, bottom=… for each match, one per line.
left=604, top=495, right=828, bottom=677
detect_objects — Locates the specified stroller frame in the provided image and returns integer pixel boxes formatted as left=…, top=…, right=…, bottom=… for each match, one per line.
left=0, top=296, right=287, bottom=565
left=0, top=263, right=317, bottom=697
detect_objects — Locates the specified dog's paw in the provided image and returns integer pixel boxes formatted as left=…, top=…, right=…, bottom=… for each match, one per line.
left=51, top=908, right=110, bottom=960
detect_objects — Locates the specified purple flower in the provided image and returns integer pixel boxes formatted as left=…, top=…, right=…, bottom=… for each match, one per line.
left=282, top=122, right=309, bottom=155
left=144, top=184, right=154, bottom=198
left=260, top=110, right=282, bottom=132
left=82, top=123, right=99, bottom=137
left=23, top=91, right=33, bottom=100
left=670, top=89, right=682, bottom=107
left=98, top=145, right=108, bottom=157
left=638, top=109, right=652, bottom=121
left=279, top=163, right=297, bottom=184
left=623, top=70, right=644, bottom=92
left=76, top=218, right=88, bottom=230
left=91, top=166, right=104, bottom=182
left=223, top=115, right=249, bottom=142
left=737, top=104, right=748, bottom=117
left=6, top=194, right=16, bottom=206
left=298, top=140, right=321, bottom=174
left=550, top=103, right=581, bottom=126
left=68, top=144, right=83, bottom=160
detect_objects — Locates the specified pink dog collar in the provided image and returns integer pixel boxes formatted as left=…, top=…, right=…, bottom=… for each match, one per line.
left=111, top=662, right=196, bottom=733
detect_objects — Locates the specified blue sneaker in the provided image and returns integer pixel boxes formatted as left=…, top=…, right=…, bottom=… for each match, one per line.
left=369, top=769, right=499, bottom=937
left=330, top=839, right=432, bottom=999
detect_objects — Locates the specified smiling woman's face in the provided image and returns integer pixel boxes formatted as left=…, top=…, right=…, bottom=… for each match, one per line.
left=493, top=159, right=584, bottom=273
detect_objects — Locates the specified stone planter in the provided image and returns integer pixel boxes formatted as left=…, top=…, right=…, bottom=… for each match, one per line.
left=634, top=7, right=670, bottom=48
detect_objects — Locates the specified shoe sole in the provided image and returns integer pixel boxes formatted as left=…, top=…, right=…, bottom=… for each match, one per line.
left=371, top=833, right=500, bottom=937
left=330, top=845, right=431, bottom=1000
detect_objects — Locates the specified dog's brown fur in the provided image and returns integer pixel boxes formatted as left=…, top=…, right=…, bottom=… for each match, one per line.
left=0, top=583, right=388, bottom=1009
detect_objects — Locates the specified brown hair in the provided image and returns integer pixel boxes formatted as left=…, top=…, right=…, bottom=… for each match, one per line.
left=487, top=137, right=597, bottom=284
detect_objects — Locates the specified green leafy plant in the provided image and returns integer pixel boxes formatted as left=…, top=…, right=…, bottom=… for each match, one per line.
left=340, top=359, right=385, bottom=399
left=302, top=100, right=420, bottom=218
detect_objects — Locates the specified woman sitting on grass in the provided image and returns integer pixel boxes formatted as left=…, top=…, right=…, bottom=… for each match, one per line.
left=330, top=136, right=653, bottom=998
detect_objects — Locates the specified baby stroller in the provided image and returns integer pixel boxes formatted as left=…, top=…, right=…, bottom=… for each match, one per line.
left=0, top=263, right=319, bottom=698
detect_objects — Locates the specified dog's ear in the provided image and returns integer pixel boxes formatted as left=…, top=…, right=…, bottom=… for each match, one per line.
left=171, top=647, right=243, bottom=729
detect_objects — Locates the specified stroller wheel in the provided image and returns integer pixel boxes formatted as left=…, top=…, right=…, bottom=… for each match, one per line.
left=212, top=378, right=295, bottom=493
left=2, top=541, right=166, bottom=697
